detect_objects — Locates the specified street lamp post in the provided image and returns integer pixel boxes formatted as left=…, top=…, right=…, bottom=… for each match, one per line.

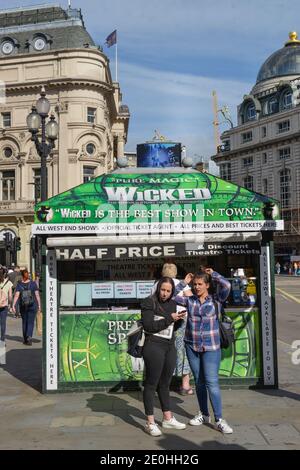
left=26, top=87, right=58, bottom=202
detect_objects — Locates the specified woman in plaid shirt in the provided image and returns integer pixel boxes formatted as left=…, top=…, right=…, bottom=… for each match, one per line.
left=174, top=269, right=233, bottom=434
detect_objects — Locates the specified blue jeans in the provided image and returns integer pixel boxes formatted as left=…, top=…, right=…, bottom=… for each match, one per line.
left=185, top=343, right=222, bottom=421
left=20, top=307, right=37, bottom=341
left=0, top=306, right=8, bottom=341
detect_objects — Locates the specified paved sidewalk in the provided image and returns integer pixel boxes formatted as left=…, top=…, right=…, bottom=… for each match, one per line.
left=0, top=314, right=300, bottom=450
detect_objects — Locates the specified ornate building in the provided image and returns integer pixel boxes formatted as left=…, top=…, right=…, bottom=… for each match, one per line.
left=212, top=32, right=300, bottom=259
left=0, top=4, right=129, bottom=267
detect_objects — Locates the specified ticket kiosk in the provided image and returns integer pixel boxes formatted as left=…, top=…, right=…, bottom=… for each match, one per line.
left=32, top=168, right=283, bottom=392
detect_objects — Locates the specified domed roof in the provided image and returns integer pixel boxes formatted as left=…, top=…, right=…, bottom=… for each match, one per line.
left=256, top=32, right=300, bottom=83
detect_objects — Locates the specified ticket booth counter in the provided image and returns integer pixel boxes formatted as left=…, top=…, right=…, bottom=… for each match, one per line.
left=32, top=169, right=283, bottom=392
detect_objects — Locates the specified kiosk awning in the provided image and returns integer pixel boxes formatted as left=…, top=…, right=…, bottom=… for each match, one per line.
left=33, top=169, right=283, bottom=236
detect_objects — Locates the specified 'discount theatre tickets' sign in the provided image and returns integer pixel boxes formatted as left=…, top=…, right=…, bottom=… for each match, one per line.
left=33, top=172, right=283, bottom=235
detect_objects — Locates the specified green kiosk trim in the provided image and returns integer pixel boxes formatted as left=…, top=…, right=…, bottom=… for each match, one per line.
left=32, top=168, right=283, bottom=392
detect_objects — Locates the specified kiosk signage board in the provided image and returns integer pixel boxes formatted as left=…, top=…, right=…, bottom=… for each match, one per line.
left=33, top=172, right=283, bottom=235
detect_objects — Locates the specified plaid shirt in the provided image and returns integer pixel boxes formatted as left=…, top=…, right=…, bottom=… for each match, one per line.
left=174, top=272, right=231, bottom=352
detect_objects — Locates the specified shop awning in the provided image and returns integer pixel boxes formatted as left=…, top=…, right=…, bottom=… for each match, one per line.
left=33, top=168, right=283, bottom=236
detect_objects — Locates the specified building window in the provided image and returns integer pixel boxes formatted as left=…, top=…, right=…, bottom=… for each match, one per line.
left=87, top=107, right=96, bottom=124
left=3, top=147, right=13, bottom=158
left=262, top=178, right=268, bottom=195
left=277, top=120, right=290, bottom=134
left=261, top=126, right=267, bottom=138
left=33, top=168, right=41, bottom=202
left=86, top=143, right=96, bottom=155
left=243, top=175, right=253, bottom=191
left=243, top=156, right=253, bottom=167
left=83, top=166, right=95, bottom=183
left=219, top=139, right=230, bottom=152
left=220, top=163, right=231, bottom=181
left=241, top=131, right=252, bottom=143
left=2, top=112, right=11, bottom=127
left=278, top=147, right=291, bottom=160
left=280, top=168, right=291, bottom=209
left=262, top=152, right=267, bottom=164
left=1, top=170, right=15, bottom=201
left=281, top=89, right=293, bottom=110
left=268, top=96, right=278, bottom=114
left=245, top=103, right=256, bottom=121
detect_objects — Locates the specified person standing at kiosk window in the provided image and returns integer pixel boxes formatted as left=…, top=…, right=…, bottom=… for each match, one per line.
left=151, top=263, right=193, bottom=396
left=174, top=269, right=233, bottom=434
left=141, top=276, right=187, bottom=437
left=12, top=269, right=41, bottom=346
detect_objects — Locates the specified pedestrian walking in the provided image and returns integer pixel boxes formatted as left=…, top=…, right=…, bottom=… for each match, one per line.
left=12, top=269, right=41, bottom=345
left=174, top=269, right=233, bottom=434
left=8, top=265, right=22, bottom=317
left=0, top=268, right=13, bottom=344
left=141, top=276, right=187, bottom=436
left=275, top=262, right=281, bottom=275
left=293, top=261, right=298, bottom=276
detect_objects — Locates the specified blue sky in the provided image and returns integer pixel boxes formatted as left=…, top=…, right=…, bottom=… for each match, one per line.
left=0, top=0, right=299, bottom=162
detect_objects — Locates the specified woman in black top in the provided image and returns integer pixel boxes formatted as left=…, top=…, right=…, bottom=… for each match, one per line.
left=141, top=276, right=187, bottom=437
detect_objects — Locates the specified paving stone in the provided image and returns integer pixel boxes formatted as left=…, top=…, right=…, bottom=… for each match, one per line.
left=258, top=424, right=300, bottom=446
left=84, top=415, right=115, bottom=426
left=50, top=416, right=84, bottom=428
left=221, top=425, right=269, bottom=446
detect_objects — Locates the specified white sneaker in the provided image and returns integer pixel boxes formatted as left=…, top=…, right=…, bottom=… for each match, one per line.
left=215, top=419, right=233, bottom=434
left=162, top=416, right=186, bottom=430
left=145, top=422, right=162, bottom=437
left=189, top=412, right=211, bottom=426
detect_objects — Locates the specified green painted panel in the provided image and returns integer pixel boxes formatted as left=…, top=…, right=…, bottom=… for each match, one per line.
left=59, top=309, right=261, bottom=383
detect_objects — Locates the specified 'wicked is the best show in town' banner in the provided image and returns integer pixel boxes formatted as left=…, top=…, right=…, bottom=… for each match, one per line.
left=33, top=172, right=283, bottom=234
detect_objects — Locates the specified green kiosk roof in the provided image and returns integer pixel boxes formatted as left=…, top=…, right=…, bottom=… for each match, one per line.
left=33, top=169, right=283, bottom=236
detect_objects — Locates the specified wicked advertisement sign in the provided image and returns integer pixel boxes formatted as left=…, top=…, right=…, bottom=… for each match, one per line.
left=33, top=172, right=283, bottom=235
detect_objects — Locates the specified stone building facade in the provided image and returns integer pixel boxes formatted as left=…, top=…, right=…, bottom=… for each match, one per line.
left=0, top=4, right=129, bottom=268
left=212, top=32, right=300, bottom=258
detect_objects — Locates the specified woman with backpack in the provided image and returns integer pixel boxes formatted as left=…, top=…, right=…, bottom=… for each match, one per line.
left=174, top=269, right=233, bottom=434
left=12, top=269, right=41, bottom=346
left=0, top=268, right=13, bottom=344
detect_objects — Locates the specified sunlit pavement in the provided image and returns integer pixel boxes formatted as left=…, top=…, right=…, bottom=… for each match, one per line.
left=0, top=279, right=300, bottom=450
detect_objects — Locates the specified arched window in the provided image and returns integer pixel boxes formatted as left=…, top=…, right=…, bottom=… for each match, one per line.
left=268, top=96, right=278, bottom=114
left=281, top=89, right=293, bottom=110
left=243, top=175, right=253, bottom=191
left=280, top=168, right=291, bottom=209
left=245, top=102, right=256, bottom=121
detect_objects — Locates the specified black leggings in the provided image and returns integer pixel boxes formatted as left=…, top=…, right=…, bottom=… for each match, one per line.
left=142, top=338, right=177, bottom=416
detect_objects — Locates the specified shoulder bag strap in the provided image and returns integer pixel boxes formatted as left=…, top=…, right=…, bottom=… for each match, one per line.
left=0, top=279, right=9, bottom=290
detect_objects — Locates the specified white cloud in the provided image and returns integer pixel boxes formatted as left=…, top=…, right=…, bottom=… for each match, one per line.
left=1, top=0, right=299, bottom=160
left=121, top=62, right=252, bottom=157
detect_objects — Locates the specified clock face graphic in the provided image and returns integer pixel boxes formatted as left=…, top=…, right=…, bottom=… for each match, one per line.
left=34, top=37, right=46, bottom=51
left=219, top=311, right=261, bottom=378
left=1, top=41, right=14, bottom=55
left=59, top=310, right=261, bottom=385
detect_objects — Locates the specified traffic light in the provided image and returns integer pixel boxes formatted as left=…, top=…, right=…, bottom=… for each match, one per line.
left=4, top=232, right=13, bottom=251
left=15, top=237, right=21, bottom=251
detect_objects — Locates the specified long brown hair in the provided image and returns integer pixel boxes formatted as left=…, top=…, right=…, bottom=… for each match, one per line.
left=0, top=268, right=5, bottom=283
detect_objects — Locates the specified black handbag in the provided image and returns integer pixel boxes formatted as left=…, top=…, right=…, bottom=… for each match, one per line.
left=214, top=301, right=235, bottom=349
left=126, top=320, right=145, bottom=358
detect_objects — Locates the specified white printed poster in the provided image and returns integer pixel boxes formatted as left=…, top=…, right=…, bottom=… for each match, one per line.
left=92, top=283, right=114, bottom=299
left=136, top=282, right=154, bottom=299
left=114, top=282, right=137, bottom=299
